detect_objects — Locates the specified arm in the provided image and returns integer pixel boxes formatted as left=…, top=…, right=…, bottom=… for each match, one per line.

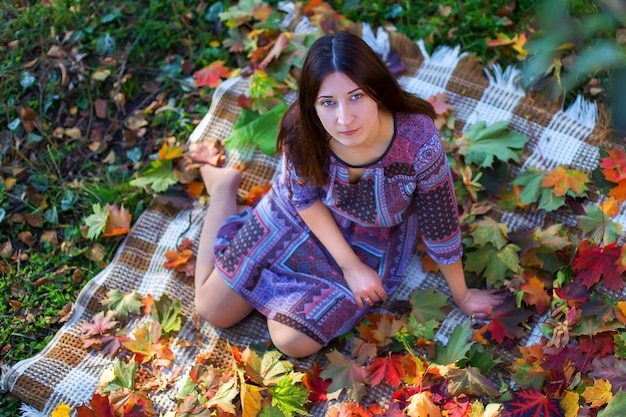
left=297, top=199, right=387, bottom=308
left=438, top=259, right=505, bottom=319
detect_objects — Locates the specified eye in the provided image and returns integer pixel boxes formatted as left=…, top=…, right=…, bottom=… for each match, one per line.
left=320, top=99, right=335, bottom=107
left=351, top=93, right=363, bottom=101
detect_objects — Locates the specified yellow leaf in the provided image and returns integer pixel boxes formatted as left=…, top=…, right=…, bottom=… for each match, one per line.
left=406, top=391, right=442, bottom=417
left=582, top=379, right=613, bottom=408
left=91, top=69, right=111, bottom=81
left=560, top=391, right=580, bottom=417
left=241, top=382, right=264, bottom=417
left=51, top=403, right=72, bottom=417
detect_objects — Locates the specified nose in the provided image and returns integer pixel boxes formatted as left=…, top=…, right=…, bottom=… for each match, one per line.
left=337, top=102, right=353, bottom=125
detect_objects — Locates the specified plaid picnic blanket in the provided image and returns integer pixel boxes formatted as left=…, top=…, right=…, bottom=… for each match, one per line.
left=1, top=23, right=623, bottom=416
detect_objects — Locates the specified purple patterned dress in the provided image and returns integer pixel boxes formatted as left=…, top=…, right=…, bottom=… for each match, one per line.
left=212, top=113, right=462, bottom=345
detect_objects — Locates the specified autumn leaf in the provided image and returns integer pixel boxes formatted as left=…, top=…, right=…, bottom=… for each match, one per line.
left=151, top=294, right=183, bottom=334
left=572, top=240, right=625, bottom=291
left=559, top=391, right=579, bottom=417
left=269, top=373, right=310, bottom=417
left=51, top=402, right=71, bottom=417
left=185, top=140, right=226, bottom=167
left=470, top=217, right=509, bottom=250
left=455, top=120, right=529, bottom=168
left=487, top=32, right=518, bottom=47
left=597, top=389, right=626, bottom=416
left=82, top=311, right=118, bottom=337
left=193, top=61, right=230, bottom=88
left=304, top=0, right=350, bottom=33
left=355, top=311, right=405, bottom=347
left=521, top=275, right=552, bottom=314
left=590, top=357, right=626, bottom=393
left=84, top=203, right=109, bottom=239
left=241, top=183, right=272, bottom=206
left=502, top=388, right=565, bottom=417
left=446, top=367, right=500, bottom=397
left=130, top=159, right=178, bottom=193
left=410, top=286, right=448, bottom=323
left=367, top=353, right=405, bottom=387
left=541, top=166, right=589, bottom=197
left=600, top=148, right=626, bottom=183
left=102, top=203, right=132, bottom=237
left=75, top=394, right=115, bottom=417
left=582, top=379, right=613, bottom=408
left=427, top=93, right=456, bottom=131
left=240, top=382, right=264, bottom=417
left=434, top=319, right=473, bottom=366
left=158, top=141, right=184, bottom=161
left=406, top=391, right=442, bottom=417
left=108, top=387, right=154, bottom=417
left=464, top=243, right=521, bottom=287
left=320, top=350, right=367, bottom=402
left=122, top=321, right=174, bottom=365
left=478, top=297, right=534, bottom=344
left=102, top=289, right=143, bottom=319
left=577, top=205, right=623, bottom=245
left=303, top=363, right=331, bottom=402
left=163, top=238, right=196, bottom=278
left=207, top=377, right=238, bottom=414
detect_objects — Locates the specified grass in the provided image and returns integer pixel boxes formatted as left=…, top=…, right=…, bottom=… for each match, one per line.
left=0, top=0, right=620, bottom=414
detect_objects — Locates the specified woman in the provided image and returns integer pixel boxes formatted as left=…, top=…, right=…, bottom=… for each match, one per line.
left=194, top=31, right=504, bottom=358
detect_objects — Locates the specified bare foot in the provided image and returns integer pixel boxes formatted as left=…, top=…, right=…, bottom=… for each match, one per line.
left=199, top=164, right=242, bottom=196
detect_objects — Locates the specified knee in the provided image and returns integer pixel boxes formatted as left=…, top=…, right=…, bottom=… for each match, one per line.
left=194, top=296, right=231, bottom=329
left=268, top=321, right=323, bottom=358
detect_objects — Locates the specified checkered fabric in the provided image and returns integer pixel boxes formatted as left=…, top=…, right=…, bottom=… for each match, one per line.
left=2, top=25, right=623, bottom=416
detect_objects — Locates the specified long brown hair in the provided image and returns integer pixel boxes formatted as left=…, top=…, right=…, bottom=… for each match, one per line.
left=277, top=31, right=435, bottom=186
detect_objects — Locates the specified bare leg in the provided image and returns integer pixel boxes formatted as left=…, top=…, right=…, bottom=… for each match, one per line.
left=194, top=164, right=254, bottom=327
left=267, top=320, right=324, bottom=358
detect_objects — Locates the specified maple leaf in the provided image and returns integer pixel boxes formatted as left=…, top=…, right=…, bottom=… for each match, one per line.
left=367, top=353, right=405, bottom=387
left=108, top=387, right=154, bottom=417
left=404, top=316, right=439, bottom=342
left=582, top=379, right=613, bottom=408
left=446, top=367, right=500, bottom=397
left=122, top=321, right=174, bottom=365
left=434, top=319, right=473, bottom=366
left=102, top=289, right=143, bottom=319
left=75, top=394, right=115, bottom=417
left=258, top=349, right=294, bottom=385
left=541, top=167, right=589, bottom=197
left=470, top=217, right=509, bottom=250
left=241, top=183, right=272, bottom=206
left=597, top=389, right=626, bottom=417
left=102, top=203, right=131, bottom=237
left=577, top=205, right=623, bottom=245
left=151, top=294, right=182, bottom=334
left=502, top=388, right=565, bottom=417
left=269, top=373, right=310, bottom=417
left=102, top=358, right=137, bottom=394
left=193, top=61, right=230, bottom=88
left=572, top=240, right=625, bottom=291
left=521, top=275, right=552, bottom=314
left=304, top=0, right=350, bottom=33
left=163, top=239, right=196, bottom=278
left=241, top=382, right=264, bottom=417
left=406, top=391, right=442, bottom=417
left=185, top=140, right=226, bottom=167
left=427, top=93, right=455, bottom=131
left=459, top=165, right=485, bottom=202
left=600, top=148, right=626, bottom=183
left=225, top=102, right=287, bottom=156
left=559, top=391, right=579, bottom=417
left=207, top=377, right=238, bottom=414
left=130, top=159, right=178, bottom=193
left=51, top=403, right=71, bottom=417
left=157, top=141, right=184, bottom=161
left=82, top=311, right=118, bottom=337
left=410, top=286, right=448, bottom=323
left=455, top=120, right=529, bottom=168
left=590, top=356, right=626, bottom=393
left=84, top=203, right=109, bottom=239
left=303, top=363, right=331, bottom=402
left=478, top=297, right=534, bottom=344
left=320, top=350, right=367, bottom=402
left=355, top=311, right=405, bottom=347
left=464, top=243, right=521, bottom=287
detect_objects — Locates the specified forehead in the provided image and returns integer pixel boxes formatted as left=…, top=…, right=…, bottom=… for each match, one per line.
left=317, top=72, right=360, bottom=97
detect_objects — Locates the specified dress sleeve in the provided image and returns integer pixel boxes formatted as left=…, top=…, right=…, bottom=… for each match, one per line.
left=414, top=129, right=463, bottom=264
left=279, top=155, right=321, bottom=211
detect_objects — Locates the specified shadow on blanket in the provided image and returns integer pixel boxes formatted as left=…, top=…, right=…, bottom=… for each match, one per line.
left=2, top=25, right=623, bottom=416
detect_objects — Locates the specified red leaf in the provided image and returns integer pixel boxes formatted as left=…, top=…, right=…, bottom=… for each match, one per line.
left=76, top=394, right=115, bottom=417
left=193, top=61, right=230, bottom=88
left=102, top=203, right=132, bottom=237
left=572, top=240, right=625, bottom=291
left=367, top=353, right=405, bottom=387
left=502, top=388, right=565, bottom=417
left=303, top=363, right=332, bottom=402
left=480, top=296, right=534, bottom=344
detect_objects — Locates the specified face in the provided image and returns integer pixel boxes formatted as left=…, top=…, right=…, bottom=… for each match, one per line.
left=314, top=72, right=381, bottom=150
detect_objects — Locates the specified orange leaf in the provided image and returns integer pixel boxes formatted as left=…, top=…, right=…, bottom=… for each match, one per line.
left=541, top=166, right=589, bottom=197
left=608, top=180, right=626, bottom=202
left=520, top=274, right=551, bottom=314
left=185, top=180, right=205, bottom=199
left=581, top=379, right=613, bottom=408
left=600, top=148, right=626, bottom=183
left=601, top=197, right=622, bottom=217
left=193, top=61, right=230, bottom=88
left=486, top=33, right=516, bottom=47
left=158, top=141, right=183, bottom=161
left=241, top=184, right=272, bottom=206
left=102, top=204, right=132, bottom=237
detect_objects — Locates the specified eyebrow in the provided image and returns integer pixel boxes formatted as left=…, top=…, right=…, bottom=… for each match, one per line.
left=317, top=87, right=362, bottom=100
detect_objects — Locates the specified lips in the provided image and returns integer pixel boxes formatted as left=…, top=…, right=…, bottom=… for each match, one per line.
left=340, top=128, right=359, bottom=136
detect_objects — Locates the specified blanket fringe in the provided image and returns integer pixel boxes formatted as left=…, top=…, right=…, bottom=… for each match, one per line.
left=416, top=39, right=467, bottom=68
left=484, top=64, right=525, bottom=96
left=19, top=404, right=47, bottom=417
left=361, top=23, right=390, bottom=60
left=0, top=362, right=10, bottom=394
left=563, top=95, right=598, bottom=129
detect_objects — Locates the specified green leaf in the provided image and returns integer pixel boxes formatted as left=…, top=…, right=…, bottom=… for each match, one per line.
left=513, top=168, right=546, bottom=206
left=409, top=286, right=448, bottom=323
left=598, top=389, right=626, bottom=417
left=537, top=187, right=566, bottom=211
left=269, top=374, right=310, bottom=417
left=225, top=103, right=288, bottom=156
left=404, top=316, right=439, bottom=341
left=470, top=217, right=509, bottom=250
left=104, top=357, right=137, bottom=393
left=208, top=377, right=239, bottom=415
left=102, top=289, right=143, bottom=319
left=434, top=319, right=473, bottom=365
left=464, top=344, right=502, bottom=374
left=130, top=159, right=178, bottom=193
left=259, top=349, right=294, bottom=386
left=152, top=294, right=183, bottom=334
left=464, top=243, right=521, bottom=287
left=84, top=203, right=109, bottom=239
left=577, top=205, right=623, bottom=245
left=456, top=120, right=529, bottom=168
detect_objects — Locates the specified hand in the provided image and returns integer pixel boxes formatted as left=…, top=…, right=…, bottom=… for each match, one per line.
left=341, top=260, right=388, bottom=309
left=455, top=288, right=505, bottom=319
